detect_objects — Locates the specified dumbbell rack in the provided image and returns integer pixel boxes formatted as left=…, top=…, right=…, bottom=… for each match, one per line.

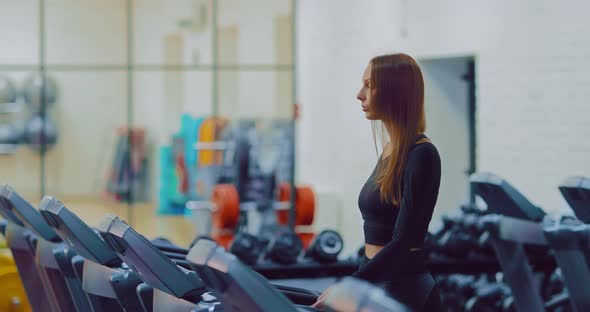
left=192, top=121, right=315, bottom=249
left=471, top=172, right=590, bottom=312
left=0, top=101, right=21, bottom=154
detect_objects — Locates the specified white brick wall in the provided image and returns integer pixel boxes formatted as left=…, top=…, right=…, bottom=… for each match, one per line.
left=297, top=0, right=590, bottom=252
left=402, top=0, right=590, bottom=212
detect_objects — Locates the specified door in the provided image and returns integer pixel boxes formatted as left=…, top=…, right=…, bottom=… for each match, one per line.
left=420, top=57, right=476, bottom=228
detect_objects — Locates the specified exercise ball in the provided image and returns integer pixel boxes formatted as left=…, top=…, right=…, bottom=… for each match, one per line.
left=23, top=115, right=58, bottom=151
left=0, top=76, right=17, bottom=104
left=23, top=73, right=58, bottom=111
left=0, top=123, right=20, bottom=144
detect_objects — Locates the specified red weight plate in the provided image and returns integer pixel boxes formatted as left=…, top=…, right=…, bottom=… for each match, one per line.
left=211, top=184, right=240, bottom=229
left=295, top=186, right=316, bottom=226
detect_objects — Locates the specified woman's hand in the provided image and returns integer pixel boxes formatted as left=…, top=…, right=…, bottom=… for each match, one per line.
left=311, top=286, right=333, bottom=309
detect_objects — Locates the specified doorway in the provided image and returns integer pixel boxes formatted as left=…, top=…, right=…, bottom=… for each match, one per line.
left=419, top=56, right=477, bottom=227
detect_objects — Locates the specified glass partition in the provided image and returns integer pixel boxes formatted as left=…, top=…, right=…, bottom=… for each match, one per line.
left=0, top=1, right=39, bottom=65
left=0, top=70, right=42, bottom=203
left=217, top=0, right=292, bottom=66
left=217, top=70, right=293, bottom=119
left=46, top=0, right=127, bottom=65
left=0, top=0, right=296, bottom=243
left=133, top=0, right=213, bottom=66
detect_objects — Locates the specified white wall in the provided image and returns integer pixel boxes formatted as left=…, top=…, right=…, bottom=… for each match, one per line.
left=402, top=0, right=590, bottom=212
left=297, top=0, right=401, bottom=253
left=297, top=0, right=590, bottom=253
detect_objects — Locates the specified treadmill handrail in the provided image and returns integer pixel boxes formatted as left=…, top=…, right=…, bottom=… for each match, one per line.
left=470, top=172, right=546, bottom=221
left=38, top=196, right=122, bottom=267
left=187, top=239, right=299, bottom=312
left=480, top=214, right=548, bottom=246
left=559, top=176, right=590, bottom=224
left=0, top=197, right=24, bottom=225
left=100, top=215, right=206, bottom=300
left=0, top=184, right=60, bottom=242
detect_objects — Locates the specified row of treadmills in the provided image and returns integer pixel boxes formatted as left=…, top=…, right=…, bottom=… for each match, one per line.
left=468, top=173, right=590, bottom=312
left=0, top=184, right=408, bottom=312
left=1, top=172, right=589, bottom=312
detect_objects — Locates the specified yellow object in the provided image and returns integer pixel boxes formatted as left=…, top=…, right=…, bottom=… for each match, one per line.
left=198, top=117, right=227, bottom=166
left=0, top=255, right=31, bottom=312
left=0, top=252, right=13, bottom=266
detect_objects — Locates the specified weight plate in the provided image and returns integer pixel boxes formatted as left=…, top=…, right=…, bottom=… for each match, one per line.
left=211, top=184, right=240, bottom=229
left=277, top=184, right=316, bottom=226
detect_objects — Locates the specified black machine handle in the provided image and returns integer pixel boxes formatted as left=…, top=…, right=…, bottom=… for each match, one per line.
left=136, top=283, right=154, bottom=312
left=172, top=259, right=195, bottom=271
left=152, top=240, right=190, bottom=255
left=273, top=284, right=320, bottom=297
left=272, top=284, right=320, bottom=306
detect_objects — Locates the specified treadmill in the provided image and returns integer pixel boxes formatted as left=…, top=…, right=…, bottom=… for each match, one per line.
left=98, top=214, right=324, bottom=311
left=471, top=172, right=590, bottom=312
left=96, top=214, right=215, bottom=311
left=0, top=190, right=50, bottom=312
left=559, top=176, right=590, bottom=270
left=187, top=238, right=320, bottom=312
left=0, top=184, right=88, bottom=312
left=559, top=176, right=590, bottom=223
left=323, top=277, right=409, bottom=312
left=38, top=195, right=145, bottom=311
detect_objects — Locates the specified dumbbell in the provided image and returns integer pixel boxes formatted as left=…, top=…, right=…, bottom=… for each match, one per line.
left=229, top=232, right=265, bottom=266
left=429, top=216, right=462, bottom=256
left=541, top=269, right=564, bottom=300
left=264, top=228, right=303, bottom=265
left=231, top=228, right=303, bottom=266
left=459, top=213, right=495, bottom=256
left=437, top=227, right=476, bottom=258
left=303, top=230, right=343, bottom=263
left=304, top=230, right=344, bottom=263
left=540, top=268, right=574, bottom=312
left=437, top=275, right=476, bottom=312
left=23, top=73, right=59, bottom=111
left=465, top=283, right=512, bottom=312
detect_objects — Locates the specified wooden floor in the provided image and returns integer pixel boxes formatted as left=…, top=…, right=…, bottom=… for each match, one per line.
left=62, top=197, right=198, bottom=247
left=1, top=196, right=198, bottom=248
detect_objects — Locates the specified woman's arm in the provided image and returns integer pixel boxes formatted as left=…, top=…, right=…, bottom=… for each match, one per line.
left=352, top=146, right=441, bottom=283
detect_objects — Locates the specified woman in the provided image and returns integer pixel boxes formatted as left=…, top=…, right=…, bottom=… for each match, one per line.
left=313, top=53, right=443, bottom=311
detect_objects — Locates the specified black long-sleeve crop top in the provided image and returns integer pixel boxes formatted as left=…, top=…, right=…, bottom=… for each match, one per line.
left=353, top=135, right=441, bottom=283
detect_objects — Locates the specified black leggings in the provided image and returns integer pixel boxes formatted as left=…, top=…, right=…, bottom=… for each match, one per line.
left=360, top=256, right=445, bottom=311
left=375, top=273, right=444, bottom=312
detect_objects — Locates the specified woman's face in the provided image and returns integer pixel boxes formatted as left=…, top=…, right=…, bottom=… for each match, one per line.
left=356, top=63, right=379, bottom=120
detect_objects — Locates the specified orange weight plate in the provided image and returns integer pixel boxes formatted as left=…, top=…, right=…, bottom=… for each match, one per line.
left=295, top=186, right=316, bottom=226
left=277, top=183, right=292, bottom=225
left=277, top=210, right=288, bottom=226
left=211, top=184, right=240, bottom=229
left=278, top=182, right=291, bottom=202
left=276, top=184, right=316, bottom=226
left=212, top=232, right=235, bottom=249
left=297, top=231, right=315, bottom=250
